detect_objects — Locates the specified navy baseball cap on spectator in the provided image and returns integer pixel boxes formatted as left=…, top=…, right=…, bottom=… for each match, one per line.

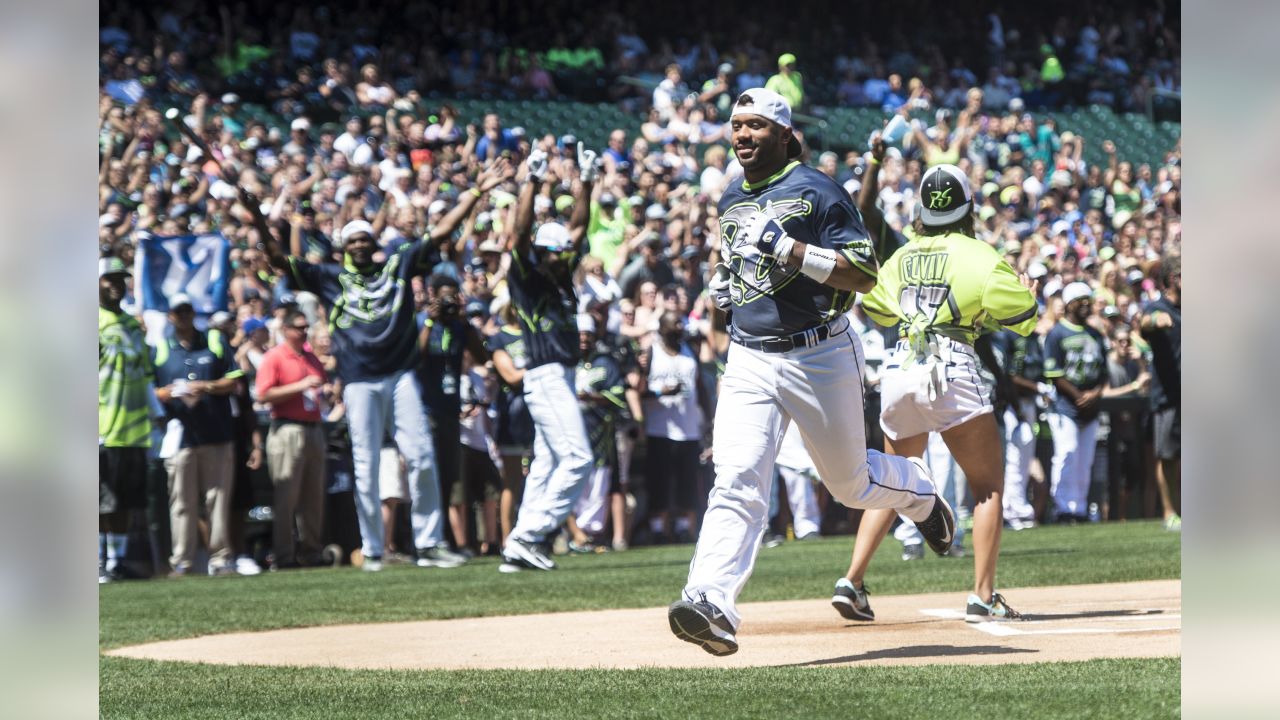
left=599, top=192, right=618, bottom=207
left=242, top=317, right=266, bottom=334
left=466, top=299, right=488, bottom=318
left=467, top=257, right=487, bottom=275
left=275, top=293, right=299, bottom=310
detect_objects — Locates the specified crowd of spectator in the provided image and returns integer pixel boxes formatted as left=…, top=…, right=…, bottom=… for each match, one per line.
left=98, top=5, right=1180, bottom=581
left=101, top=1, right=1178, bottom=114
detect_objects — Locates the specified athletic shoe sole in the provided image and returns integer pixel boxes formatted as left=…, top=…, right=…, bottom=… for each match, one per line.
left=497, top=562, right=523, bottom=574
left=668, top=601, right=738, bottom=656
left=503, top=540, right=556, bottom=570
left=416, top=557, right=465, bottom=569
left=831, top=594, right=875, bottom=621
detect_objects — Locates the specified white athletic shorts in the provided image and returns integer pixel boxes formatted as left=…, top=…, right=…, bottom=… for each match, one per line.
left=879, top=336, right=993, bottom=441
left=378, top=446, right=408, bottom=501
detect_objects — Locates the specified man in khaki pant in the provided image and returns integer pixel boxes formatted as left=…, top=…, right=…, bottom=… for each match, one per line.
left=152, top=294, right=241, bottom=575
left=256, top=308, right=330, bottom=569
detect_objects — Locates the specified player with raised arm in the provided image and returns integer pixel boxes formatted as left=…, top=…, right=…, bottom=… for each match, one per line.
left=831, top=160, right=1039, bottom=624
left=668, top=89, right=952, bottom=656
left=498, top=143, right=600, bottom=572
left=242, top=159, right=512, bottom=572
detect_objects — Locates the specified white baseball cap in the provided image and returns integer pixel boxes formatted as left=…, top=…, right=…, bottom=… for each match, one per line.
left=428, top=199, right=448, bottom=215
left=168, top=292, right=194, bottom=310
left=1061, top=281, right=1093, bottom=306
left=291, top=117, right=311, bottom=132
left=731, top=88, right=802, bottom=159
left=98, top=257, right=130, bottom=278
left=576, top=313, right=597, bottom=334
left=339, top=219, right=375, bottom=244
left=534, top=222, right=573, bottom=252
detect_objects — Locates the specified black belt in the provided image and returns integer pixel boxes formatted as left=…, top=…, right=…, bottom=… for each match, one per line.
left=271, top=419, right=321, bottom=429
left=733, top=321, right=841, bottom=354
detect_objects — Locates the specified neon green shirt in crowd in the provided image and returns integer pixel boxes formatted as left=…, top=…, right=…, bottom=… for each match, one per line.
left=587, top=202, right=628, bottom=268
left=765, top=72, right=804, bottom=110
left=862, top=229, right=1038, bottom=347
left=99, top=307, right=154, bottom=448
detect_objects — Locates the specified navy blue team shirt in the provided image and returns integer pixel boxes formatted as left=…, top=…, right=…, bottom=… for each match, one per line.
left=287, top=241, right=438, bottom=383
left=505, top=247, right=581, bottom=368
left=1043, top=320, right=1107, bottom=418
left=717, top=161, right=878, bottom=339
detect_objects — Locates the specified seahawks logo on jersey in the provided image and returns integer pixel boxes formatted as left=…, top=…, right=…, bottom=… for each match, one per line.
left=333, top=254, right=408, bottom=328
left=719, top=198, right=812, bottom=305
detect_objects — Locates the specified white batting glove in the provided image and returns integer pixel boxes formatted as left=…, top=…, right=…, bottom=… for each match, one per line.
left=577, top=142, right=601, bottom=183
left=708, top=263, right=733, bottom=310
left=526, top=148, right=549, bottom=182
left=741, top=201, right=795, bottom=260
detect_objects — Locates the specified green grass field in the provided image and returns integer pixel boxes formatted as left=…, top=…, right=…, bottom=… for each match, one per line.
left=100, top=520, right=1181, bottom=719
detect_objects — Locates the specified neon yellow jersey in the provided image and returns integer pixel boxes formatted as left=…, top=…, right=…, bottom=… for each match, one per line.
left=99, top=307, right=155, bottom=448
left=862, top=229, right=1038, bottom=346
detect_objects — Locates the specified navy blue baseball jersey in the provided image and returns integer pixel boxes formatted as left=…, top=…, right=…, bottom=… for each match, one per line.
left=990, top=328, right=1044, bottom=382
left=717, top=161, right=877, bottom=338
left=287, top=241, right=439, bottom=383
left=1142, top=297, right=1180, bottom=410
left=1044, top=320, right=1107, bottom=418
left=576, top=351, right=626, bottom=465
left=506, top=247, right=581, bottom=369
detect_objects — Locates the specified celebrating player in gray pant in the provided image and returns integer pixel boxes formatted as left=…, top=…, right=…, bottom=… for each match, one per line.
left=498, top=143, right=599, bottom=572
left=667, top=88, right=955, bottom=656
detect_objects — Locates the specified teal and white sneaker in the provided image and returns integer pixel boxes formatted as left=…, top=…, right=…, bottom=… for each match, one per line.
left=965, top=592, right=1024, bottom=623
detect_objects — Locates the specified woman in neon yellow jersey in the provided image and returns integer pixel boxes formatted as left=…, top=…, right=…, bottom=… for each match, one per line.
left=832, top=155, right=1039, bottom=624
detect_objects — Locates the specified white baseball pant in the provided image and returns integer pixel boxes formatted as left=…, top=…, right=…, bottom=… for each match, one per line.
left=344, top=369, right=446, bottom=559
left=1002, top=399, right=1037, bottom=524
left=510, top=362, right=593, bottom=544
left=574, top=464, right=612, bottom=536
left=776, top=465, right=821, bottom=538
left=1048, top=413, right=1099, bottom=517
left=682, top=326, right=939, bottom=629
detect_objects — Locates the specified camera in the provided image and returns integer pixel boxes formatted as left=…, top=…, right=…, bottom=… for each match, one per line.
left=438, top=295, right=460, bottom=317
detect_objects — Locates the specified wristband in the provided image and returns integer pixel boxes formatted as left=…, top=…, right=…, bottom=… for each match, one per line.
left=799, top=245, right=838, bottom=283
left=869, top=157, right=880, bottom=166
left=469, top=187, right=483, bottom=198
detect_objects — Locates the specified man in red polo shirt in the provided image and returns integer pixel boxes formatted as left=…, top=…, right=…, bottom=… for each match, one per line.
left=256, top=308, right=329, bottom=569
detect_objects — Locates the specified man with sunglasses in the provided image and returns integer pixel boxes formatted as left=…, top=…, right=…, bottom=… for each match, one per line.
left=256, top=308, right=329, bottom=569
left=499, top=142, right=598, bottom=572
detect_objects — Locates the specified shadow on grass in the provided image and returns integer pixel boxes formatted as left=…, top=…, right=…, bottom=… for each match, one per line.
left=785, top=644, right=1039, bottom=667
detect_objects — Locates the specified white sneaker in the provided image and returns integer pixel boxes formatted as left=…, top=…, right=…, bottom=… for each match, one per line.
left=362, top=557, right=383, bottom=572
left=235, top=556, right=263, bottom=576
left=902, top=543, right=924, bottom=561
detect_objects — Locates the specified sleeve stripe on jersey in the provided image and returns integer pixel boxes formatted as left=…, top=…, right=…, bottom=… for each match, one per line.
left=288, top=256, right=307, bottom=290
left=996, top=305, right=1038, bottom=326
left=1043, top=368, right=1066, bottom=378
left=838, top=247, right=878, bottom=278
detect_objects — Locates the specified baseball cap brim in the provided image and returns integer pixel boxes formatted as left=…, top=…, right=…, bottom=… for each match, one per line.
left=920, top=201, right=972, bottom=226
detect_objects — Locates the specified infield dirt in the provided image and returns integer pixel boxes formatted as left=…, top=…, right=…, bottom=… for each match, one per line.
left=106, top=579, right=1179, bottom=670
